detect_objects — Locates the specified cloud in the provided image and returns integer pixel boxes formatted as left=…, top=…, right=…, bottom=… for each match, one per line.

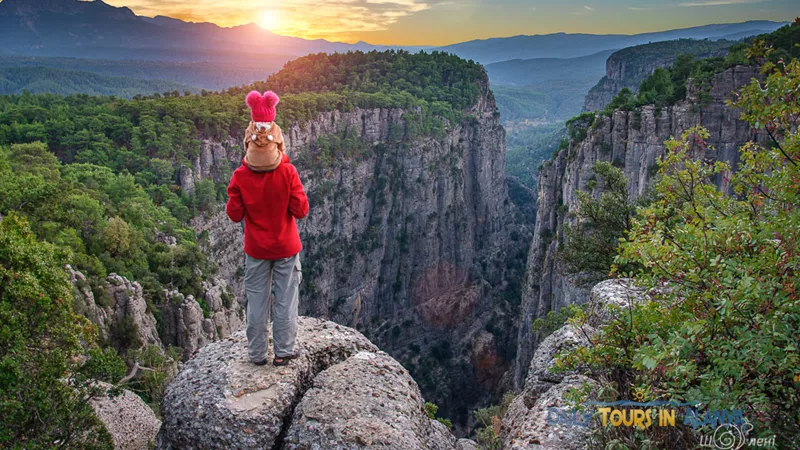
left=571, top=5, right=594, bottom=16
left=679, top=0, right=770, bottom=6
left=628, top=6, right=653, bottom=10
left=106, top=0, right=437, bottom=38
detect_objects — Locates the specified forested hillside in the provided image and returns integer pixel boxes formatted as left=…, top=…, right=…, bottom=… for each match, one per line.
left=0, top=66, right=196, bottom=97
left=583, top=38, right=734, bottom=111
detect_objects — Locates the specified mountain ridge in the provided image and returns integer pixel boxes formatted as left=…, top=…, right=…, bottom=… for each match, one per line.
left=0, top=0, right=787, bottom=65
left=438, top=20, right=786, bottom=64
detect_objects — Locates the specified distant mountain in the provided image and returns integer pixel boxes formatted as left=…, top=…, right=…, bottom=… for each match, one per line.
left=486, top=50, right=615, bottom=123
left=583, top=39, right=734, bottom=112
left=0, top=55, right=291, bottom=91
left=0, top=0, right=418, bottom=61
left=0, top=66, right=196, bottom=97
left=0, top=0, right=786, bottom=66
left=485, top=50, right=614, bottom=87
left=439, top=21, right=786, bottom=64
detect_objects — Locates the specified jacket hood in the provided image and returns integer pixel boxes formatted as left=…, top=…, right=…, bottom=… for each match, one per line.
left=241, top=153, right=290, bottom=171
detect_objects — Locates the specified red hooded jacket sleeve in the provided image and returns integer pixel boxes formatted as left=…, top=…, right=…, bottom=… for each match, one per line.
left=225, top=155, right=308, bottom=260
left=288, top=165, right=309, bottom=219
left=226, top=177, right=245, bottom=223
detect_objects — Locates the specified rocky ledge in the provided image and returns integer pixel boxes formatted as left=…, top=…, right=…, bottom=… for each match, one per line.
left=501, top=279, right=645, bottom=449
left=156, top=316, right=469, bottom=450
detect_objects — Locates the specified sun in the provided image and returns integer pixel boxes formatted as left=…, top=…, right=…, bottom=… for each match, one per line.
left=259, top=11, right=279, bottom=31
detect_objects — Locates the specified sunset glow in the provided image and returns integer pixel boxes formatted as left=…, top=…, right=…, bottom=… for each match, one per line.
left=99, top=0, right=799, bottom=45
left=259, top=11, right=279, bottom=32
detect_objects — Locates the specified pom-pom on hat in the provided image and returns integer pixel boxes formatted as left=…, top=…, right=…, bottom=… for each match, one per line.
left=246, top=90, right=280, bottom=122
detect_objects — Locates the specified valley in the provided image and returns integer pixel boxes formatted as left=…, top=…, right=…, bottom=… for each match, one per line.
left=1, top=1, right=799, bottom=448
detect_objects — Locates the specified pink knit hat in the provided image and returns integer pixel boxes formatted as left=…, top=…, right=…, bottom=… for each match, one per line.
left=245, top=90, right=280, bottom=122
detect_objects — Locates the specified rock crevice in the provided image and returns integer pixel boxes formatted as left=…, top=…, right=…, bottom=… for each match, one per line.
left=156, top=317, right=462, bottom=450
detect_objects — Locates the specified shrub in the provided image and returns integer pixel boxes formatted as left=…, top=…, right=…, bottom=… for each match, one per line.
left=558, top=162, right=638, bottom=283
left=0, top=213, right=115, bottom=449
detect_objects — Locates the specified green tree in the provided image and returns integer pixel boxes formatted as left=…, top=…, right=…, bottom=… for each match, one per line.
left=0, top=213, right=115, bottom=449
left=103, top=217, right=132, bottom=257
left=559, top=161, right=637, bottom=283
left=149, top=158, right=175, bottom=185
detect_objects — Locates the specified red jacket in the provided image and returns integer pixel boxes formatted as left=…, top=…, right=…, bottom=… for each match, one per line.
left=226, top=153, right=309, bottom=260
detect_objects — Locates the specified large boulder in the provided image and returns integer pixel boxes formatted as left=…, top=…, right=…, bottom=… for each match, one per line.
left=89, top=382, right=161, bottom=450
left=284, top=351, right=456, bottom=450
left=157, top=317, right=459, bottom=450
left=586, top=278, right=646, bottom=327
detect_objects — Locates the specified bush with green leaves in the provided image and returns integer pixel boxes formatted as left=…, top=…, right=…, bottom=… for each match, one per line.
left=557, top=59, right=800, bottom=448
left=559, top=161, right=639, bottom=284
left=424, top=401, right=453, bottom=430
left=471, top=393, right=516, bottom=450
left=0, top=213, right=127, bottom=449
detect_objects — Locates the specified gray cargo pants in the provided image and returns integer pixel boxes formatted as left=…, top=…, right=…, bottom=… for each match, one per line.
left=243, top=253, right=302, bottom=362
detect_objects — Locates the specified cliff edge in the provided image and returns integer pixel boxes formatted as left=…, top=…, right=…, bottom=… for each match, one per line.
left=156, top=316, right=471, bottom=450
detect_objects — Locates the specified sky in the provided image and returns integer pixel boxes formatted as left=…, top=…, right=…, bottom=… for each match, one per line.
left=102, top=0, right=800, bottom=46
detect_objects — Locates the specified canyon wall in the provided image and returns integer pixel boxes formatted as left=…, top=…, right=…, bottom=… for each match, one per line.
left=185, top=73, right=524, bottom=424
left=514, top=65, right=763, bottom=388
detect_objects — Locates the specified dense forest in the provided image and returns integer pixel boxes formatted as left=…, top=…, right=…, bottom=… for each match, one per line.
left=0, top=49, right=491, bottom=448
left=0, top=66, right=196, bottom=97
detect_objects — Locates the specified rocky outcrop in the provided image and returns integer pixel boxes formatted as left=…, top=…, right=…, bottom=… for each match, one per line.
left=70, top=268, right=243, bottom=358
left=502, top=279, right=645, bottom=449
left=501, top=324, right=597, bottom=450
left=189, top=72, right=519, bottom=421
left=284, top=351, right=456, bottom=450
left=157, top=317, right=459, bottom=450
left=69, top=266, right=113, bottom=342
left=89, top=382, right=161, bottom=450
left=514, top=65, right=763, bottom=388
left=586, top=278, right=646, bottom=327
left=583, top=39, right=732, bottom=112
left=107, top=273, right=162, bottom=348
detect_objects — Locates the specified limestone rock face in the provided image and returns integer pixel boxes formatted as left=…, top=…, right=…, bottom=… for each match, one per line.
left=514, top=65, right=764, bottom=388
left=501, top=325, right=597, bottom=450
left=89, top=382, right=161, bottom=450
left=284, top=351, right=456, bottom=450
left=70, top=269, right=243, bottom=358
left=502, top=374, right=596, bottom=450
left=69, top=266, right=113, bottom=341
left=583, top=42, right=731, bottom=112
left=157, top=317, right=459, bottom=450
left=107, top=273, right=162, bottom=348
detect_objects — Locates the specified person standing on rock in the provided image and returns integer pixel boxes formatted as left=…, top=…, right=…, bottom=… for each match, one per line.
left=226, top=90, right=309, bottom=366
